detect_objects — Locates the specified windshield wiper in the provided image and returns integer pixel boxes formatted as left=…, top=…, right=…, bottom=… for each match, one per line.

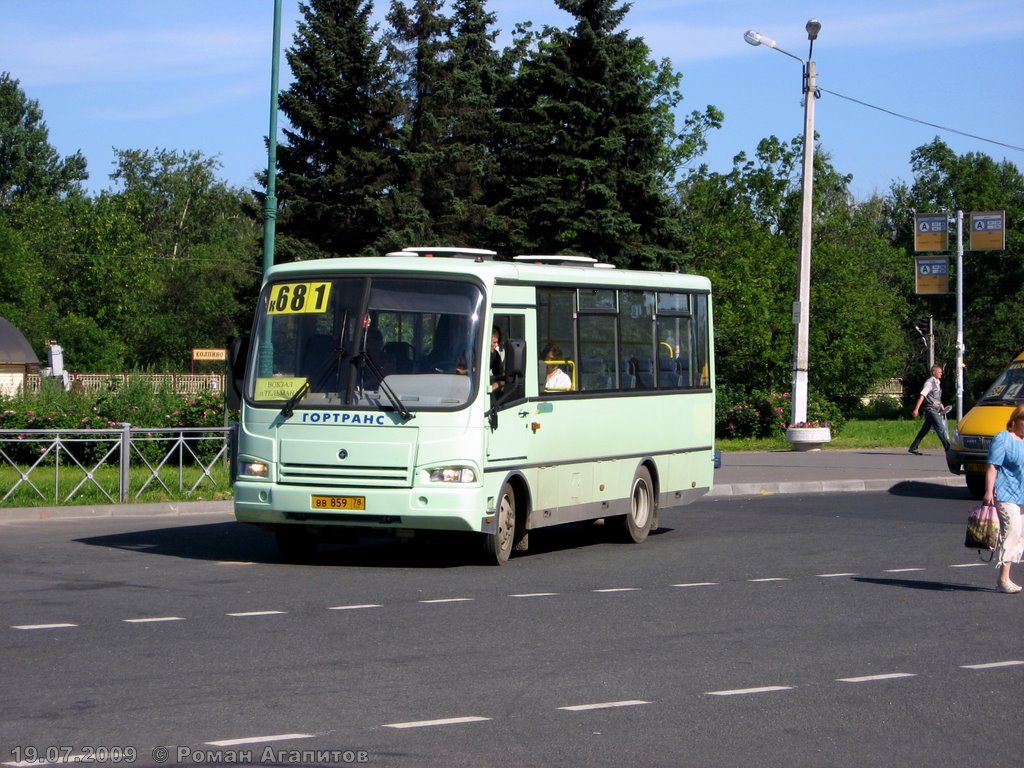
left=353, top=352, right=414, bottom=422
left=280, top=380, right=311, bottom=418
left=280, top=342, right=347, bottom=418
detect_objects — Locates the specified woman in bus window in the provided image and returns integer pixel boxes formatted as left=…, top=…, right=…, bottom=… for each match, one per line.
left=543, top=343, right=572, bottom=390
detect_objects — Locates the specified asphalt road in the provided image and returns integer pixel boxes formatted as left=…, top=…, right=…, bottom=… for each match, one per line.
left=1, top=490, right=1021, bottom=768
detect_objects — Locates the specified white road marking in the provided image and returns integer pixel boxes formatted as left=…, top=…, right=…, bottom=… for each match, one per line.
left=328, top=604, right=381, bottom=610
left=207, top=733, right=314, bottom=747
left=592, top=587, right=639, bottom=593
left=748, top=578, right=788, bottom=583
left=884, top=568, right=924, bottom=573
left=949, top=563, right=988, bottom=568
left=961, top=660, right=1024, bottom=670
left=509, top=592, right=559, bottom=597
left=837, top=673, right=916, bottom=683
left=11, top=623, right=77, bottom=630
left=383, top=716, right=490, bottom=729
left=123, top=616, right=185, bottom=623
left=418, top=598, right=474, bottom=604
left=226, top=610, right=286, bottom=617
left=817, top=572, right=858, bottom=578
left=706, top=686, right=793, bottom=696
left=672, top=582, right=719, bottom=588
left=558, top=700, right=650, bottom=711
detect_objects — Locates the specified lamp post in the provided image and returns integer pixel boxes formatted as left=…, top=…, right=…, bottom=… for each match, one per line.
left=745, top=19, right=821, bottom=431
left=262, top=0, right=282, bottom=277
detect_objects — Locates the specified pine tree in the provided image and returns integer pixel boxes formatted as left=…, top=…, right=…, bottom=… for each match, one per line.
left=492, top=0, right=697, bottom=268
left=276, top=0, right=405, bottom=258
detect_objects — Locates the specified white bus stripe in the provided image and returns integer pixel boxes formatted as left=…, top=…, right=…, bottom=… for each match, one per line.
left=384, top=716, right=490, bottom=729
left=418, top=598, right=474, bottom=604
left=961, top=660, right=1024, bottom=670
left=509, top=592, right=559, bottom=598
left=706, top=686, right=793, bottom=696
left=207, top=734, right=313, bottom=747
left=123, top=616, right=185, bottom=623
left=837, top=673, right=916, bottom=683
left=558, top=700, right=650, bottom=711
left=672, top=582, right=719, bottom=588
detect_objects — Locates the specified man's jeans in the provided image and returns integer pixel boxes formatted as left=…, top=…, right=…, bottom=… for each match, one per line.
left=910, top=408, right=950, bottom=451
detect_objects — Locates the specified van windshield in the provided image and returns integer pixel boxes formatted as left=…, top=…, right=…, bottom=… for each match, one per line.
left=978, top=360, right=1024, bottom=404
left=247, top=276, right=485, bottom=411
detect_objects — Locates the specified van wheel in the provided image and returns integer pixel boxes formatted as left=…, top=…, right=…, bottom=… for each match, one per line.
left=484, top=482, right=516, bottom=565
left=621, top=466, right=654, bottom=543
left=275, top=527, right=318, bottom=563
left=965, top=472, right=986, bottom=500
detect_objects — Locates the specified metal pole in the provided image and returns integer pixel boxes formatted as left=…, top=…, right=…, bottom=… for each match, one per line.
left=791, top=58, right=815, bottom=426
left=955, top=210, right=964, bottom=423
left=262, top=0, right=282, bottom=277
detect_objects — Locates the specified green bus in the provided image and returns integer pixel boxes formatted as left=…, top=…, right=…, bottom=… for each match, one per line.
left=231, top=248, right=715, bottom=564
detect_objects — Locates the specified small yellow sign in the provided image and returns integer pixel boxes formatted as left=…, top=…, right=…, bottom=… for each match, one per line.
left=915, top=257, right=949, bottom=294
left=969, top=211, right=1005, bottom=251
left=192, top=348, right=227, bottom=361
left=255, top=376, right=307, bottom=401
left=914, top=213, right=949, bottom=252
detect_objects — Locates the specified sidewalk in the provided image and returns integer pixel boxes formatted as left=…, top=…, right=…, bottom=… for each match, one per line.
left=0, top=448, right=967, bottom=522
left=709, top=447, right=964, bottom=497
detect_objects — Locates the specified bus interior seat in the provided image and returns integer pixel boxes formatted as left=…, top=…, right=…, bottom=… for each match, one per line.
left=635, top=357, right=655, bottom=388
left=384, top=341, right=415, bottom=373
left=620, top=357, right=637, bottom=389
left=301, top=334, right=336, bottom=380
left=582, top=357, right=610, bottom=390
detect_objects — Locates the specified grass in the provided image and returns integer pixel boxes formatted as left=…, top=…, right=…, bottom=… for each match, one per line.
left=0, top=464, right=232, bottom=508
left=717, top=418, right=942, bottom=452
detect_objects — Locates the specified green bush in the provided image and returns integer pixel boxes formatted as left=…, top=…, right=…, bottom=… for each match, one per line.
left=715, top=386, right=845, bottom=439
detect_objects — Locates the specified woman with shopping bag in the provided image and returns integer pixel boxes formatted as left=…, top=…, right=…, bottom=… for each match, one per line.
left=983, top=403, right=1024, bottom=593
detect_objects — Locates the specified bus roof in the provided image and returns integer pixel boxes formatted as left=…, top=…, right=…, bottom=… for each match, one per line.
left=265, top=254, right=710, bottom=292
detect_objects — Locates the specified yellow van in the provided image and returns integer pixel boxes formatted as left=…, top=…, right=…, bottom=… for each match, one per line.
left=947, top=351, right=1024, bottom=498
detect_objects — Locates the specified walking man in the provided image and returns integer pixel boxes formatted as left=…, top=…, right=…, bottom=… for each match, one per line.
left=909, top=364, right=951, bottom=455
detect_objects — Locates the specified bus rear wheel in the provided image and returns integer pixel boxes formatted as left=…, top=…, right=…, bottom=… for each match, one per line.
left=484, top=482, right=516, bottom=565
left=621, top=466, right=654, bottom=544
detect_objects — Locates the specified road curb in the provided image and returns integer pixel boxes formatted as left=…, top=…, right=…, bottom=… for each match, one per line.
left=707, top=475, right=966, bottom=498
left=0, top=500, right=233, bottom=523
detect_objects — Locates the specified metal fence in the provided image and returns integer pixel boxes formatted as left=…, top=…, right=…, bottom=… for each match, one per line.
left=23, top=372, right=225, bottom=396
left=0, top=425, right=234, bottom=506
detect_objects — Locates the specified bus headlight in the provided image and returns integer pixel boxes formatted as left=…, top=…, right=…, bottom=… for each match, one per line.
left=429, top=467, right=477, bottom=483
left=239, top=460, right=270, bottom=478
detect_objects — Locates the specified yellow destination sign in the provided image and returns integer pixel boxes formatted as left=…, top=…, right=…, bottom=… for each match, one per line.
left=255, top=376, right=307, bottom=401
left=915, top=257, right=949, bottom=295
left=914, top=213, right=948, bottom=252
left=969, top=211, right=1005, bottom=251
left=192, top=348, right=227, bottom=361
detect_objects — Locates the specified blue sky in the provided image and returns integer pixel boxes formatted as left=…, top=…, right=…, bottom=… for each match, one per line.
left=4, top=0, right=1022, bottom=201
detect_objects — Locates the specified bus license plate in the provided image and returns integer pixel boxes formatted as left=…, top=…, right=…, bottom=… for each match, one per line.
left=965, top=462, right=987, bottom=473
left=311, top=495, right=366, bottom=511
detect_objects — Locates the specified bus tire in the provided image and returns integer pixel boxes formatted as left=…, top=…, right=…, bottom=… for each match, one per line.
left=621, top=466, right=654, bottom=544
left=275, top=527, right=318, bottom=563
left=965, top=472, right=986, bottom=500
left=484, top=482, right=516, bottom=565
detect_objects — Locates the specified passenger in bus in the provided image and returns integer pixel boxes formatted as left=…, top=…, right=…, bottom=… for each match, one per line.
left=543, top=343, right=572, bottom=390
left=490, top=326, right=505, bottom=394
left=361, top=327, right=394, bottom=388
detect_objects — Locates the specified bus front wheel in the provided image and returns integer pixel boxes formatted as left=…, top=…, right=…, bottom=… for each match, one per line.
left=484, top=482, right=516, bottom=565
left=621, top=466, right=654, bottom=544
left=275, top=527, right=318, bottom=563
left=965, top=472, right=986, bottom=500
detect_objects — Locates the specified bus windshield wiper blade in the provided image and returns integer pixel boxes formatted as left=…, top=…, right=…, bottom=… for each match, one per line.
left=280, top=380, right=311, bottom=418
left=354, top=353, right=414, bottom=422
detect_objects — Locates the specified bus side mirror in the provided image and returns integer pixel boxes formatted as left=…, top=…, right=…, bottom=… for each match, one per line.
left=504, top=339, right=526, bottom=384
left=226, top=334, right=250, bottom=410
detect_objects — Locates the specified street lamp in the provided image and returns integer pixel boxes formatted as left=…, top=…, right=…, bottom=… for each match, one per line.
left=745, top=19, right=821, bottom=430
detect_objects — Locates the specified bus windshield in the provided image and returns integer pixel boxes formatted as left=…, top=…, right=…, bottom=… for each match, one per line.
left=978, top=359, right=1024, bottom=405
left=247, top=275, right=485, bottom=411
